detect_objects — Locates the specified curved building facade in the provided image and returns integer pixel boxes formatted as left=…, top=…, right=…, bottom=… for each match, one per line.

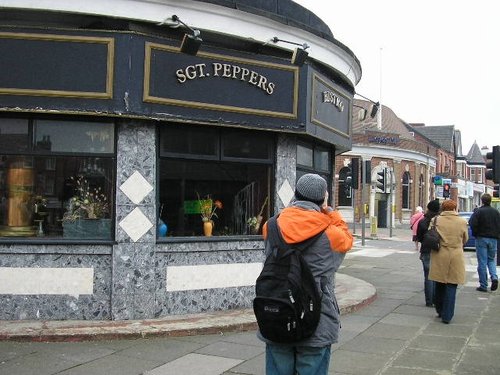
left=0, top=1, right=361, bottom=320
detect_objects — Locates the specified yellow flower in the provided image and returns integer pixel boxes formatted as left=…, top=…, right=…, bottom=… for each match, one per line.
left=197, top=193, right=223, bottom=222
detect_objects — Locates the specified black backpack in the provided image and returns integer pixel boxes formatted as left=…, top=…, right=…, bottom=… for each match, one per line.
left=253, top=216, right=323, bottom=343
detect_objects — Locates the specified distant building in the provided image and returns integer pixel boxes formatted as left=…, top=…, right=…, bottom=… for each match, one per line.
left=336, top=100, right=439, bottom=229
left=336, top=99, right=487, bottom=228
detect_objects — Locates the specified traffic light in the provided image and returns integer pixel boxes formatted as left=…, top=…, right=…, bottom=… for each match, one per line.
left=485, top=145, right=500, bottom=183
left=351, top=158, right=359, bottom=190
left=344, top=172, right=352, bottom=197
left=376, top=168, right=386, bottom=192
left=363, top=160, right=371, bottom=185
left=443, top=182, right=451, bottom=198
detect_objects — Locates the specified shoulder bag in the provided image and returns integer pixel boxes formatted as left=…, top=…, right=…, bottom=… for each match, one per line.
left=422, top=216, right=440, bottom=251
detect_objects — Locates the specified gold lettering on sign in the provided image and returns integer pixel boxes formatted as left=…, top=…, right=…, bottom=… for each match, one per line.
left=322, top=91, right=344, bottom=112
left=176, top=62, right=275, bottom=95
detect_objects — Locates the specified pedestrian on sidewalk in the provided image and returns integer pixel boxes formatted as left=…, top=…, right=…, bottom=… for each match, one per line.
left=469, top=193, right=500, bottom=292
left=429, top=199, right=468, bottom=324
left=410, top=206, right=424, bottom=251
left=416, top=199, right=440, bottom=307
left=259, top=173, right=353, bottom=375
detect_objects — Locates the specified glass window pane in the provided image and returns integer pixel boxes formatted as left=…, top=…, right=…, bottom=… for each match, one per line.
left=159, top=159, right=271, bottom=236
left=314, top=148, right=329, bottom=171
left=160, top=126, right=218, bottom=158
left=222, top=131, right=272, bottom=160
left=297, top=144, right=313, bottom=167
left=0, top=118, right=30, bottom=152
left=0, top=155, right=114, bottom=239
left=34, top=120, right=114, bottom=153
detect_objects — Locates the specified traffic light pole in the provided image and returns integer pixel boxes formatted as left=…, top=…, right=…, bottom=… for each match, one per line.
left=352, top=188, right=356, bottom=234
left=389, top=169, right=393, bottom=238
left=361, top=160, right=369, bottom=246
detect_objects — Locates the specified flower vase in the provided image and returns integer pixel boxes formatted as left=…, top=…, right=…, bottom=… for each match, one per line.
left=158, top=219, right=168, bottom=237
left=250, top=226, right=259, bottom=235
left=203, top=220, right=213, bottom=236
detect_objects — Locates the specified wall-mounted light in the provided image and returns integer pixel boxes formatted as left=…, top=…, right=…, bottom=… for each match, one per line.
left=355, top=93, right=380, bottom=119
left=179, top=30, right=202, bottom=55
left=271, top=37, right=309, bottom=66
left=353, top=104, right=368, bottom=121
left=159, top=15, right=202, bottom=55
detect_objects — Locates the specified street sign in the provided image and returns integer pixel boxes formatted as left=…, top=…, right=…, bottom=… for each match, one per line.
left=433, top=176, right=443, bottom=185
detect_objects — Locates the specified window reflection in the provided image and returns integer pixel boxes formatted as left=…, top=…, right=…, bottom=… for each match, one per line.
left=0, top=118, right=29, bottom=152
left=34, top=120, right=114, bottom=153
left=0, top=118, right=115, bottom=240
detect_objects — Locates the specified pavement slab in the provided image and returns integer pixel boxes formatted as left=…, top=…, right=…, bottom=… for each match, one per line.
left=1, top=229, right=499, bottom=375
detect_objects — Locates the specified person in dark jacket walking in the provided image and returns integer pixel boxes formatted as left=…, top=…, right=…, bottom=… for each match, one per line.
left=469, top=193, right=500, bottom=292
left=259, top=173, right=353, bottom=375
left=416, top=199, right=440, bottom=307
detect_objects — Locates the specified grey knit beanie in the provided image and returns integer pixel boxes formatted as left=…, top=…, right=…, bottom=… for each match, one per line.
left=295, top=173, right=327, bottom=205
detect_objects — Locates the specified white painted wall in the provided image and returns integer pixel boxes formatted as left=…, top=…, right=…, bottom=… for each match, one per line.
left=166, top=262, right=262, bottom=291
left=0, top=267, right=94, bottom=295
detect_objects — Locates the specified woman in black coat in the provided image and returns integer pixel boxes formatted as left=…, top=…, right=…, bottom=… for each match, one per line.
left=416, top=199, right=441, bottom=307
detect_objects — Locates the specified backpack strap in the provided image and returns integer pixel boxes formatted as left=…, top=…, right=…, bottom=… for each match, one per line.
left=432, top=216, right=438, bottom=229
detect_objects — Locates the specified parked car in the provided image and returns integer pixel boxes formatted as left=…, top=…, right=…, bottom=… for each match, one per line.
left=458, top=211, right=475, bottom=250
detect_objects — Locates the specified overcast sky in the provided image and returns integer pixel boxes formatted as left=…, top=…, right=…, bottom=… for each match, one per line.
left=295, top=0, right=500, bottom=154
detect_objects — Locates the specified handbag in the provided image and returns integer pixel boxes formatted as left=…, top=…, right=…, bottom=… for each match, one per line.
left=422, top=216, right=440, bottom=251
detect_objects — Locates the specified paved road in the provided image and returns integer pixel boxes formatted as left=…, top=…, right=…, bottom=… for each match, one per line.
left=1, top=232, right=499, bottom=374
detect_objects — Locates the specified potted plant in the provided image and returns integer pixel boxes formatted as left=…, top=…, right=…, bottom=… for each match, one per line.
left=62, top=176, right=111, bottom=239
left=246, top=196, right=269, bottom=234
left=197, top=193, right=223, bottom=236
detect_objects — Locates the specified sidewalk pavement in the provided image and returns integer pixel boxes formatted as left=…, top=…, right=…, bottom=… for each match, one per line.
left=0, top=272, right=376, bottom=343
left=0, top=227, right=402, bottom=343
left=2, top=228, right=500, bottom=375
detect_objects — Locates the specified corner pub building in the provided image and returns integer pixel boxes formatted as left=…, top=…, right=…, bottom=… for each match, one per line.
left=0, top=1, right=361, bottom=321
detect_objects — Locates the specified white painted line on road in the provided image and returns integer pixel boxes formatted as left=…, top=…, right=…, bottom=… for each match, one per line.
left=347, top=248, right=415, bottom=258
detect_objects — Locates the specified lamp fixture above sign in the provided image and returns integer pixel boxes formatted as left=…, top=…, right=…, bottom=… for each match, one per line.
left=159, top=15, right=203, bottom=55
left=271, top=37, right=309, bottom=66
left=355, top=92, right=379, bottom=119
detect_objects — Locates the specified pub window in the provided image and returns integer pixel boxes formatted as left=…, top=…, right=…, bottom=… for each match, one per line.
left=402, top=171, right=411, bottom=209
left=159, top=125, right=273, bottom=237
left=296, top=141, right=332, bottom=203
left=0, top=117, right=115, bottom=240
left=297, top=144, right=313, bottom=168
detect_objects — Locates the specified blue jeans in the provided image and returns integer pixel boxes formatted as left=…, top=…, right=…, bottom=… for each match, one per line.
left=420, top=253, right=434, bottom=305
left=434, top=282, right=457, bottom=323
left=475, top=237, right=499, bottom=289
left=266, top=344, right=331, bottom=375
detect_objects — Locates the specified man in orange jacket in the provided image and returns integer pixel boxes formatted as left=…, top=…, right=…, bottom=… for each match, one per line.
left=259, top=173, right=353, bottom=375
